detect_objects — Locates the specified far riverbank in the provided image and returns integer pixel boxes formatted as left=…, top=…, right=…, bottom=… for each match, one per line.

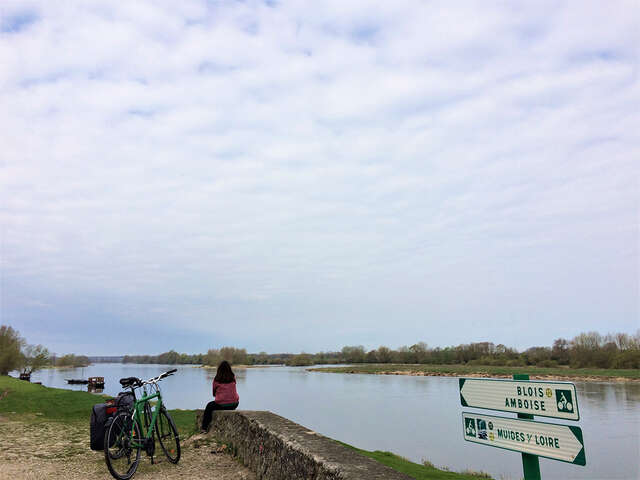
left=308, top=364, right=640, bottom=381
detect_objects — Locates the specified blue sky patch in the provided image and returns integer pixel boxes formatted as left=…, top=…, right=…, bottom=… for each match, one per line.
left=1, top=11, right=38, bottom=33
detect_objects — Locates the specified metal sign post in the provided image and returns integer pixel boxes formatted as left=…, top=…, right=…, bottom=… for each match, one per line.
left=514, top=374, right=541, bottom=480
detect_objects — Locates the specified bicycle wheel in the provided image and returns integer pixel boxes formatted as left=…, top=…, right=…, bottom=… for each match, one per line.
left=104, top=412, right=142, bottom=480
left=156, top=407, right=181, bottom=463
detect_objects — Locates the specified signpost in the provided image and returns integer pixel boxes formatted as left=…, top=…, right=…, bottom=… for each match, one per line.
left=461, top=412, right=586, bottom=465
left=460, top=374, right=586, bottom=480
left=459, top=378, right=579, bottom=420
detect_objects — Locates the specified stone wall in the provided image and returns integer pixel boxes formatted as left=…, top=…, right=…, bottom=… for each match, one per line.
left=195, top=410, right=413, bottom=480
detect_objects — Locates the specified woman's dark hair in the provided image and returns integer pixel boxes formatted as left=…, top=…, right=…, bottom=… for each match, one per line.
left=214, top=360, right=235, bottom=383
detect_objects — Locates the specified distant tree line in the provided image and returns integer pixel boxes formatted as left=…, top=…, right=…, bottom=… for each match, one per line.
left=3, top=324, right=638, bottom=373
left=336, top=331, right=640, bottom=369
left=121, top=347, right=344, bottom=367
left=110, top=331, right=640, bottom=370
left=205, top=349, right=345, bottom=366
left=51, top=354, right=90, bottom=368
left=123, top=350, right=205, bottom=364
left=231, top=331, right=639, bottom=369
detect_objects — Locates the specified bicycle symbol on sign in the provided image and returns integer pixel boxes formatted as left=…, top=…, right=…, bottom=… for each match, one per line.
left=555, top=389, right=574, bottom=413
left=465, top=418, right=477, bottom=437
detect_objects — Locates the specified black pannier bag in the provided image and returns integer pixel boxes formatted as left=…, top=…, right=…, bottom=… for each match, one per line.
left=90, top=403, right=110, bottom=451
left=116, top=391, right=135, bottom=412
left=90, top=392, right=134, bottom=451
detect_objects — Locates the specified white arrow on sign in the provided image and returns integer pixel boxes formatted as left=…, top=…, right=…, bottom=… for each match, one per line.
left=462, top=412, right=586, bottom=465
left=459, top=378, right=579, bottom=420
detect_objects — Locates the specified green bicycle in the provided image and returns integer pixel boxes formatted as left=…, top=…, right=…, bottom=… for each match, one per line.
left=104, top=369, right=181, bottom=480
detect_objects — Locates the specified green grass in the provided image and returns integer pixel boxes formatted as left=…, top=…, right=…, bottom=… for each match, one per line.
left=166, top=408, right=198, bottom=437
left=336, top=441, right=491, bottom=479
left=0, top=376, right=197, bottom=438
left=0, top=375, right=107, bottom=423
left=310, top=364, right=640, bottom=379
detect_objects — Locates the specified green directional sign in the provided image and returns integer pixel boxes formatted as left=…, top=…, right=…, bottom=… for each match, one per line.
left=462, top=412, right=586, bottom=466
left=459, top=378, right=579, bottom=421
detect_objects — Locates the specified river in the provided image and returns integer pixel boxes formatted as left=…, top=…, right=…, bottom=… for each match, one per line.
left=24, top=364, right=639, bottom=479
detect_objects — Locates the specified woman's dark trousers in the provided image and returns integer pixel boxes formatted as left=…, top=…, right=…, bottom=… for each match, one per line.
left=201, top=401, right=238, bottom=430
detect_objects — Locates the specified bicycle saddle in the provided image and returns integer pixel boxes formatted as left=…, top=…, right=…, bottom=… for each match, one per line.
left=119, top=376, right=141, bottom=387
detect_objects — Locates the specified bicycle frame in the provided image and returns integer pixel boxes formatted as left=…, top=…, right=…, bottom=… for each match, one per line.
left=129, top=384, right=164, bottom=447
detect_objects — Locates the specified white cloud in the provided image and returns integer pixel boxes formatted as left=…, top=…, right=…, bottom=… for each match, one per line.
left=0, top=0, right=638, bottom=353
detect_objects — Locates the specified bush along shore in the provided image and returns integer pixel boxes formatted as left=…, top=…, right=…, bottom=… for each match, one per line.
left=0, top=376, right=490, bottom=479
left=309, top=363, right=640, bottom=381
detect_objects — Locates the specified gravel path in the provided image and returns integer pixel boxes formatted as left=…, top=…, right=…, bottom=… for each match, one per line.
left=0, top=415, right=255, bottom=480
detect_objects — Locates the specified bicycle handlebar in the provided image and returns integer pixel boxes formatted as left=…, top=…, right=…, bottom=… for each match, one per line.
left=140, top=369, right=177, bottom=387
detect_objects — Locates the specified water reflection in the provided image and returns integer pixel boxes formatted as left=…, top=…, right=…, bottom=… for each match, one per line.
left=578, top=382, right=608, bottom=404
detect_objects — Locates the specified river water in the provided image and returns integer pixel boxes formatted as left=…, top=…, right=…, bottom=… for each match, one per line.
left=25, top=364, right=639, bottom=479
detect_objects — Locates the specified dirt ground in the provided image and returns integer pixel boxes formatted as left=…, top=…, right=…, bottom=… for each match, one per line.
left=0, top=415, right=255, bottom=480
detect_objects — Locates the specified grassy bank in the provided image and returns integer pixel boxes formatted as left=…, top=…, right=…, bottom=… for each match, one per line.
left=0, top=376, right=254, bottom=479
left=0, top=376, right=489, bottom=479
left=309, top=363, right=640, bottom=380
left=0, top=376, right=196, bottom=435
left=336, top=441, right=490, bottom=479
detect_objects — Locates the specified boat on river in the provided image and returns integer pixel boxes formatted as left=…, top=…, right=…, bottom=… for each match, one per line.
left=66, top=376, right=105, bottom=387
left=66, top=378, right=88, bottom=384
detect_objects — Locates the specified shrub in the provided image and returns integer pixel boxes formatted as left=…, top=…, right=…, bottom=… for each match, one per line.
left=0, top=326, right=24, bottom=375
left=537, top=359, right=558, bottom=368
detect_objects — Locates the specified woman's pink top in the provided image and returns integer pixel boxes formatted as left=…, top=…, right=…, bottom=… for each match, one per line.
left=212, top=380, right=239, bottom=405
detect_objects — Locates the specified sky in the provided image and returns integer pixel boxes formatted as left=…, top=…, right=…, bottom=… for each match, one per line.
left=0, top=0, right=638, bottom=356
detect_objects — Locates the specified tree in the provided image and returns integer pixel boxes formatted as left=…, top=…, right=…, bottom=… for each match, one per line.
left=285, top=353, right=313, bottom=366
left=55, top=354, right=89, bottom=367
left=365, top=349, right=377, bottom=362
left=570, top=332, right=603, bottom=367
left=231, top=348, right=248, bottom=365
left=0, top=325, right=25, bottom=375
left=523, top=346, right=552, bottom=366
left=551, top=338, right=570, bottom=364
left=341, top=346, right=365, bottom=363
left=157, top=350, right=179, bottom=364
left=19, top=344, right=50, bottom=375
left=612, top=333, right=633, bottom=350
left=409, top=342, right=428, bottom=363
left=395, top=346, right=414, bottom=364
left=219, top=347, right=248, bottom=365
left=376, top=346, right=392, bottom=363
left=204, top=349, right=221, bottom=366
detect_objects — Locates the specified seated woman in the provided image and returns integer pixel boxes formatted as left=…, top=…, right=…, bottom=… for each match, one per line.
left=201, top=360, right=239, bottom=432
